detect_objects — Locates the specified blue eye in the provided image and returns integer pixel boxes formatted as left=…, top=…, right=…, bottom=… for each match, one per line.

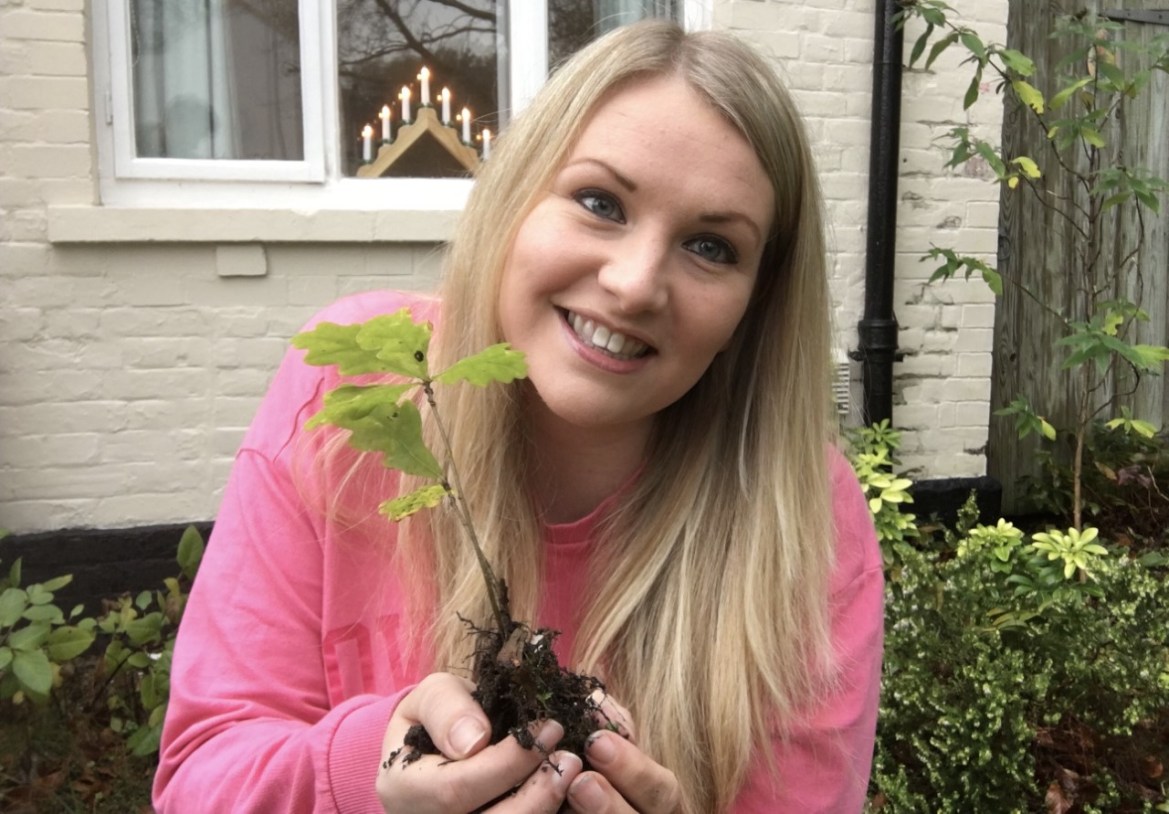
left=575, top=190, right=625, bottom=223
left=684, top=236, right=738, bottom=264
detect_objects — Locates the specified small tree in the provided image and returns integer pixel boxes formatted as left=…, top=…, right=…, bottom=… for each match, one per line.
left=899, top=1, right=1169, bottom=526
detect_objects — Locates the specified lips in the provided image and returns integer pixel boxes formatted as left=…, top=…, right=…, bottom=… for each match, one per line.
left=561, top=309, right=652, bottom=360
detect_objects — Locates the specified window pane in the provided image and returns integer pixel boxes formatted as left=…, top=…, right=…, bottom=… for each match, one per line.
left=337, top=0, right=502, bottom=178
left=549, top=0, right=680, bottom=70
left=130, top=0, right=304, bottom=161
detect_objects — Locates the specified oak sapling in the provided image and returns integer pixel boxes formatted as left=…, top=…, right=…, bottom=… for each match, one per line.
left=293, top=308, right=608, bottom=772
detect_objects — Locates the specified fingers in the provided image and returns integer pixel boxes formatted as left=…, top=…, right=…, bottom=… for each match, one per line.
left=493, top=751, right=583, bottom=814
left=588, top=690, right=635, bottom=742
left=391, top=673, right=492, bottom=760
left=379, top=718, right=567, bottom=813
left=567, top=731, right=681, bottom=814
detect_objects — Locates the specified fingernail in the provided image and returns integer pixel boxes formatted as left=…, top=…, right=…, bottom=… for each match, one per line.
left=535, top=718, right=564, bottom=749
left=449, top=716, right=488, bottom=758
left=551, top=751, right=582, bottom=786
left=570, top=774, right=606, bottom=808
left=586, top=731, right=617, bottom=765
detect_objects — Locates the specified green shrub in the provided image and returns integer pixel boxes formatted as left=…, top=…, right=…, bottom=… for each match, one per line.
left=0, top=560, right=96, bottom=706
left=858, top=424, right=1169, bottom=812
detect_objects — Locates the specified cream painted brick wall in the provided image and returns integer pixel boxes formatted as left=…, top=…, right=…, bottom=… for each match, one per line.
left=1, top=0, right=1007, bottom=533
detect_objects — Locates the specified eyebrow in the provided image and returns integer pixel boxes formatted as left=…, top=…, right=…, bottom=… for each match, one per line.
left=563, top=157, right=638, bottom=192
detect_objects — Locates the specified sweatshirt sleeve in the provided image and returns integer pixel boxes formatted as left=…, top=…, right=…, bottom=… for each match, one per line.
left=153, top=293, right=427, bottom=813
left=733, top=451, right=885, bottom=813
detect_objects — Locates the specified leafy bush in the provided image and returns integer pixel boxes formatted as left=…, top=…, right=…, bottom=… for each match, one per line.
left=0, top=526, right=204, bottom=811
left=97, top=524, right=204, bottom=756
left=0, top=560, right=96, bottom=706
left=861, top=431, right=1169, bottom=813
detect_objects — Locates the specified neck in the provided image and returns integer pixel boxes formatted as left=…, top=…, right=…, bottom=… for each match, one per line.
left=526, top=403, right=650, bottom=525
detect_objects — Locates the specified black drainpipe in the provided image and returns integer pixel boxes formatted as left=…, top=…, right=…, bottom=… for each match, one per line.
left=851, top=0, right=905, bottom=426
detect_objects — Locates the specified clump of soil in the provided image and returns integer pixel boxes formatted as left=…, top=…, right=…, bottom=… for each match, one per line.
left=384, top=584, right=611, bottom=798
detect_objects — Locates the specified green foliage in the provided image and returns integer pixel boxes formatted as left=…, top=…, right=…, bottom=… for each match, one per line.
left=845, top=420, right=918, bottom=563
left=857, top=425, right=1169, bottom=812
left=898, top=2, right=1169, bottom=528
left=0, top=560, right=96, bottom=706
left=294, top=308, right=527, bottom=520
left=96, top=524, right=203, bottom=757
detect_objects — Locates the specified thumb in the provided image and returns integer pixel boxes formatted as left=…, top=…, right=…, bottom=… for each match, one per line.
left=404, top=673, right=492, bottom=760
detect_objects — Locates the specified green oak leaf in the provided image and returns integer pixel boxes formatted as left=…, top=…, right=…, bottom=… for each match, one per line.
left=306, top=383, right=416, bottom=430
left=380, top=484, right=449, bottom=521
left=436, top=343, right=528, bottom=387
left=293, top=322, right=392, bottom=375
left=355, top=310, right=433, bottom=380
left=346, top=400, right=443, bottom=480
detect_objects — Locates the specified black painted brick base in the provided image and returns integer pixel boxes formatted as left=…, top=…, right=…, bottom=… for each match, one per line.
left=0, top=522, right=214, bottom=616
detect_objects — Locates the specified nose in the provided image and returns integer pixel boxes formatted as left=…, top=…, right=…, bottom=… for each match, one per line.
left=597, top=231, right=670, bottom=314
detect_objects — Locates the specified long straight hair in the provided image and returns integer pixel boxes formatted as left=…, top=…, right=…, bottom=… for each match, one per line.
left=390, top=21, right=838, bottom=814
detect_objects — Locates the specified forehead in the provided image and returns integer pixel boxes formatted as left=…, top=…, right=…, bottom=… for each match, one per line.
left=562, top=73, right=773, bottom=227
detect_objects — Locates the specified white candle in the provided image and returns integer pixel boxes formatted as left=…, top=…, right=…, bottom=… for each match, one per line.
left=400, top=86, right=412, bottom=123
left=461, top=107, right=471, bottom=143
left=441, top=87, right=451, bottom=125
left=481, top=128, right=491, bottom=159
left=419, top=67, right=430, bottom=106
left=361, top=124, right=372, bottom=162
left=378, top=105, right=391, bottom=142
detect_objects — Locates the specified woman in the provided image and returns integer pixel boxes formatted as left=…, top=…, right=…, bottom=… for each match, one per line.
left=154, top=20, right=882, bottom=814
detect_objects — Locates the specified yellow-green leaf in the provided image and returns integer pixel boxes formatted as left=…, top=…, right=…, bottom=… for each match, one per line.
left=1050, top=77, right=1093, bottom=110
left=1012, top=156, right=1041, bottom=179
left=293, top=322, right=388, bottom=375
left=355, top=310, right=433, bottom=380
left=1040, top=419, right=1057, bottom=441
left=436, top=343, right=528, bottom=387
left=1012, top=80, right=1044, bottom=113
left=379, top=484, right=449, bottom=521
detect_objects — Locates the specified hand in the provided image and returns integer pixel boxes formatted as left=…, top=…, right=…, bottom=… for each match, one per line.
left=377, top=672, right=584, bottom=813
left=565, top=695, right=682, bottom=814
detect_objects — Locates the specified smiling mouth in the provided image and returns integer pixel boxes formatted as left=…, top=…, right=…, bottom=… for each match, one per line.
left=561, top=309, right=653, bottom=360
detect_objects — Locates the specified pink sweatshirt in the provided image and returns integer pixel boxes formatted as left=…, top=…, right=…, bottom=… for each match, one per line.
left=154, top=290, right=883, bottom=813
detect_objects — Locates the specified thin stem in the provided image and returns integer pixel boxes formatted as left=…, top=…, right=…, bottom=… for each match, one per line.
left=422, top=381, right=509, bottom=635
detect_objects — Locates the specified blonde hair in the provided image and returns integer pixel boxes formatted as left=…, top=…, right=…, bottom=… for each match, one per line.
left=392, top=20, right=837, bottom=814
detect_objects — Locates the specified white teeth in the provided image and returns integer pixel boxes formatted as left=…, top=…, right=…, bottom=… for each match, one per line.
left=566, top=310, right=647, bottom=359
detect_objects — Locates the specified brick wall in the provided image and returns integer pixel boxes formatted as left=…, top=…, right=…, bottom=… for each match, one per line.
left=0, top=0, right=1008, bottom=534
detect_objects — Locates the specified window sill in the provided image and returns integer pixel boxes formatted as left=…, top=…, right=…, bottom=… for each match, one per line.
left=46, top=205, right=458, bottom=244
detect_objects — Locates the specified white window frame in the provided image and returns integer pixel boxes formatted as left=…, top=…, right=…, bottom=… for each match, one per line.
left=91, top=1, right=712, bottom=213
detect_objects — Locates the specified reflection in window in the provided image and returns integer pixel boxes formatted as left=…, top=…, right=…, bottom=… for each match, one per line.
left=337, top=0, right=502, bottom=179
left=339, top=1, right=680, bottom=178
left=549, top=0, right=680, bottom=71
left=131, top=0, right=304, bottom=161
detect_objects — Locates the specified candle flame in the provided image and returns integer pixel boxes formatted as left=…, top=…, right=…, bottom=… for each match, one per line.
left=379, top=105, right=390, bottom=119
left=361, top=124, right=372, bottom=137
left=419, top=66, right=430, bottom=80
left=441, top=87, right=450, bottom=100
left=401, top=86, right=411, bottom=99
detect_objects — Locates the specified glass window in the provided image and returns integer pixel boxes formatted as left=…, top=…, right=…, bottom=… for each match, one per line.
left=98, top=1, right=690, bottom=196
left=130, top=0, right=305, bottom=161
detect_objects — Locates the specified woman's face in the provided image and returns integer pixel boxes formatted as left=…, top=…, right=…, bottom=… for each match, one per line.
left=498, top=73, right=774, bottom=441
